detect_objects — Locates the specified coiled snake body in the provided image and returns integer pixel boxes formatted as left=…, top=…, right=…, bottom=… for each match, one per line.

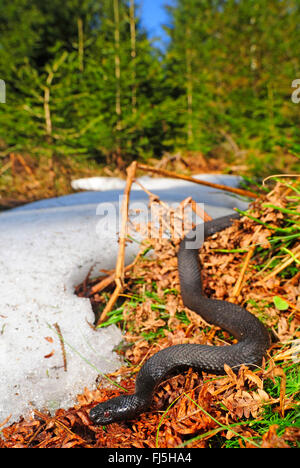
left=89, top=213, right=270, bottom=425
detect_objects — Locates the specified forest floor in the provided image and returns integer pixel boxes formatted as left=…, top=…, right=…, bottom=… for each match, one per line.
left=1, top=175, right=299, bottom=448
left=1, top=144, right=299, bottom=211
left=0, top=150, right=258, bottom=211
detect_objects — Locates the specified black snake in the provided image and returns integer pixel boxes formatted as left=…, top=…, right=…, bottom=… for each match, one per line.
left=89, top=213, right=270, bottom=425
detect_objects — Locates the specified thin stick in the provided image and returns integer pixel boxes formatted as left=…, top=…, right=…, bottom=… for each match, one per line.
left=135, top=178, right=212, bottom=237
left=190, top=199, right=212, bottom=222
left=115, top=161, right=137, bottom=280
left=16, top=153, right=35, bottom=178
left=96, top=161, right=137, bottom=325
left=134, top=179, right=184, bottom=239
left=229, top=225, right=263, bottom=301
left=53, top=322, right=67, bottom=372
left=229, top=245, right=256, bottom=301
left=90, top=250, right=143, bottom=295
left=261, top=244, right=300, bottom=282
left=136, top=163, right=259, bottom=199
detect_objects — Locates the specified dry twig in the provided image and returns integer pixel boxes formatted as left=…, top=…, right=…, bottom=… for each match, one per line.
left=96, top=161, right=137, bottom=325
left=229, top=245, right=256, bottom=301
left=260, top=244, right=300, bottom=282
left=136, top=163, right=258, bottom=199
left=230, top=226, right=263, bottom=300
left=90, top=251, right=143, bottom=295
left=53, top=322, right=67, bottom=372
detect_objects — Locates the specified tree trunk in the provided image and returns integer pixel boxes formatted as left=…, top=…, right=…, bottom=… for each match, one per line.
left=114, top=0, right=122, bottom=129
left=77, top=17, right=84, bottom=72
left=129, top=0, right=137, bottom=114
left=186, top=27, right=193, bottom=146
left=113, top=0, right=124, bottom=169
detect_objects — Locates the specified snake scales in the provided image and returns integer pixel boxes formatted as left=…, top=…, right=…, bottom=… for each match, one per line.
left=89, top=213, right=270, bottom=425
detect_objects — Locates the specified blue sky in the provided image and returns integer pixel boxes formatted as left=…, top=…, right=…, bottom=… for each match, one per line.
left=138, top=0, right=172, bottom=48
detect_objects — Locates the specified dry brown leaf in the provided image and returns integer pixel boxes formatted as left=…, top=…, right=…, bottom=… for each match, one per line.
left=242, top=368, right=264, bottom=389
left=222, top=389, right=269, bottom=419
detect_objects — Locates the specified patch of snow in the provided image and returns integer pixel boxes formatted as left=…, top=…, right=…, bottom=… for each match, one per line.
left=71, top=173, right=244, bottom=193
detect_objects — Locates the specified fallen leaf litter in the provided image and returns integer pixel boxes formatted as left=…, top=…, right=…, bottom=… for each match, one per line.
left=1, top=177, right=299, bottom=448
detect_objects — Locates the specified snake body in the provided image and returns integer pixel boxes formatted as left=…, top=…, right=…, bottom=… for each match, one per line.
left=89, top=213, right=270, bottom=425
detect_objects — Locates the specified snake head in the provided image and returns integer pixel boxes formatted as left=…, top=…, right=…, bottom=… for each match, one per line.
left=89, top=394, right=147, bottom=425
left=89, top=399, right=116, bottom=425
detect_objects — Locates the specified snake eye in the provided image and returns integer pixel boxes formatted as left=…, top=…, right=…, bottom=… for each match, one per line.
left=104, top=410, right=110, bottom=418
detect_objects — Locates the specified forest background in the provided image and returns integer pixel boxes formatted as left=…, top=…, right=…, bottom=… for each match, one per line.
left=0, top=0, right=299, bottom=201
